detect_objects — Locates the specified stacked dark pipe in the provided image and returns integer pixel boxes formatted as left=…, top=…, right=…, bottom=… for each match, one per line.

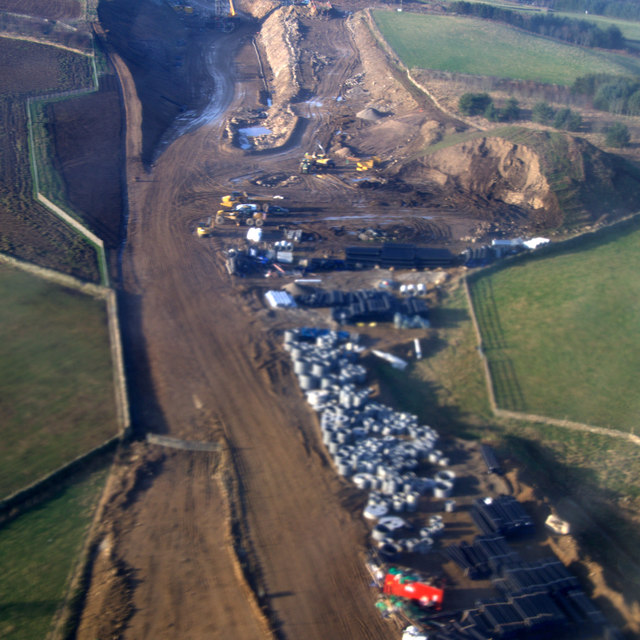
left=345, top=243, right=456, bottom=269
left=434, top=496, right=614, bottom=639
left=446, top=534, right=519, bottom=579
left=471, top=496, right=535, bottom=538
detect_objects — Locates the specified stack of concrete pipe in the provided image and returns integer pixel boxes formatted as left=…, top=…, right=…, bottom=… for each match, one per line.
left=284, top=328, right=456, bottom=554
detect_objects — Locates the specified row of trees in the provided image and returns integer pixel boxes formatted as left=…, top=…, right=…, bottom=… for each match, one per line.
left=532, top=102, right=583, bottom=131
left=449, top=1, right=625, bottom=49
left=572, top=74, right=640, bottom=115
left=522, top=0, right=640, bottom=21
left=458, top=93, right=521, bottom=121
left=459, top=93, right=631, bottom=147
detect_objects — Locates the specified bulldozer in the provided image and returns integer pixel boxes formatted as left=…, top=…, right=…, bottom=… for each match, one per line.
left=215, top=204, right=266, bottom=227
left=219, top=191, right=283, bottom=211
left=299, top=143, right=335, bottom=174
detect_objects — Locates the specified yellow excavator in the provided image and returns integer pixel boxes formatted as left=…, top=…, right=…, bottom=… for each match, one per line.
left=347, top=155, right=381, bottom=171
left=300, top=143, right=335, bottom=174
left=196, top=216, right=216, bottom=237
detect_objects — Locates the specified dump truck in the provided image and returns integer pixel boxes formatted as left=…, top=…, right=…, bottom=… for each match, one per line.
left=219, top=191, right=283, bottom=211
left=356, top=156, right=380, bottom=171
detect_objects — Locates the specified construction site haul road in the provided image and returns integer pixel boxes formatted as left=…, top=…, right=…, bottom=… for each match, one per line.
left=24, top=0, right=635, bottom=637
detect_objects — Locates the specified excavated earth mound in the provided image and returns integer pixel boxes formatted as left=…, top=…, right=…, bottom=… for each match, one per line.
left=398, top=129, right=640, bottom=229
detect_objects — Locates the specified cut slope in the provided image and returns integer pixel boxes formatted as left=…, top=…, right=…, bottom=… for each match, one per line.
left=400, top=127, right=640, bottom=229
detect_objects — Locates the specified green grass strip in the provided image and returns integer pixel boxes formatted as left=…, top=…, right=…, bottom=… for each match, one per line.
left=0, top=466, right=108, bottom=640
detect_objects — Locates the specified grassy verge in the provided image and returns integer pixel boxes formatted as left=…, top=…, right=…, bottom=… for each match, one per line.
left=0, top=464, right=109, bottom=640
left=371, top=284, right=492, bottom=439
left=0, top=265, right=118, bottom=498
left=372, top=10, right=640, bottom=83
left=467, top=218, right=640, bottom=432
left=29, top=100, right=70, bottom=211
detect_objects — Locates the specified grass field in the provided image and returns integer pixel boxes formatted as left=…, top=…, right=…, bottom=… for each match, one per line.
left=468, top=218, right=640, bottom=432
left=373, top=11, right=640, bottom=83
left=0, top=464, right=108, bottom=640
left=0, top=265, right=117, bottom=498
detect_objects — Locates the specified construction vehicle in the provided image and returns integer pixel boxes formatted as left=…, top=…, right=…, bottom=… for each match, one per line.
left=300, top=143, right=335, bottom=174
left=196, top=216, right=216, bottom=238
left=347, top=155, right=381, bottom=171
left=219, top=191, right=284, bottom=211
left=215, top=204, right=266, bottom=227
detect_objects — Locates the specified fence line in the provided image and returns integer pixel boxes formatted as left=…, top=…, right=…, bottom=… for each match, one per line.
left=147, top=434, right=222, bottom=452
left=463, top=276, right=640, bottom=446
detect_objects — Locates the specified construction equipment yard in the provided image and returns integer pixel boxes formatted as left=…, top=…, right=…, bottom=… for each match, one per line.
left=6, top=0, right=640, bottom=637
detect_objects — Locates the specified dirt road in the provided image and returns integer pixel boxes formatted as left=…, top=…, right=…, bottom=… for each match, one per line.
left=78, top=12, right=400, bottom=640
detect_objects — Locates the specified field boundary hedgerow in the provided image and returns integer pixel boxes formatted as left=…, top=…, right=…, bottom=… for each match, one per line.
left=463, top=274, right=640, bottom=446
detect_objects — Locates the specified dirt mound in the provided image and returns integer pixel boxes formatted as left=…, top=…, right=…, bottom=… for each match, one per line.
left=255, top=7, right=302, bottom=148
left=357, top=106, right=386, bottom=122
left=397, top=130, right=640, bottom=229
left=235, top=0, right=279, bottom=20
left=424, top=137, right=556, bottom=226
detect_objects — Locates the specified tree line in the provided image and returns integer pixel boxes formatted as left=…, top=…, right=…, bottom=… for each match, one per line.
left=572, top=74, right=640, bottom=115
left=523, top=0, right=640, bottom=21
left=458, top=91, right=630, bottom=147
left=449, top=1, right=625, bottom=49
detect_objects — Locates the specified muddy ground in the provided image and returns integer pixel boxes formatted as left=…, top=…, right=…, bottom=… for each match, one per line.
left=14, top=0, right=635, bottom=637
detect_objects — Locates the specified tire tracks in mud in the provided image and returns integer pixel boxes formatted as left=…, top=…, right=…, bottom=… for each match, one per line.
left=89, top=7, right=400, bottom=639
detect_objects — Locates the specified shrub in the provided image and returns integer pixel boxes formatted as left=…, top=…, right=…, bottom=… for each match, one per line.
left=501, top=98, right=520, bottom=122
left=605, top=123, right=630, bottom=147
left=459, top=92, right=493, bottom=116
left=553, top=107, right=582, bottom=131
left=532, top=101, right=555, bottom=125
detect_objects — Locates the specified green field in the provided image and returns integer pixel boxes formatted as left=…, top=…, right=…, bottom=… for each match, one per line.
left=373, top=11, right=640, bottom=83
left=0, top=465, right=108, bottom=640
left=468, top=219, right=640, bottom=432
left=0, top=265, right=118, bottom=498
